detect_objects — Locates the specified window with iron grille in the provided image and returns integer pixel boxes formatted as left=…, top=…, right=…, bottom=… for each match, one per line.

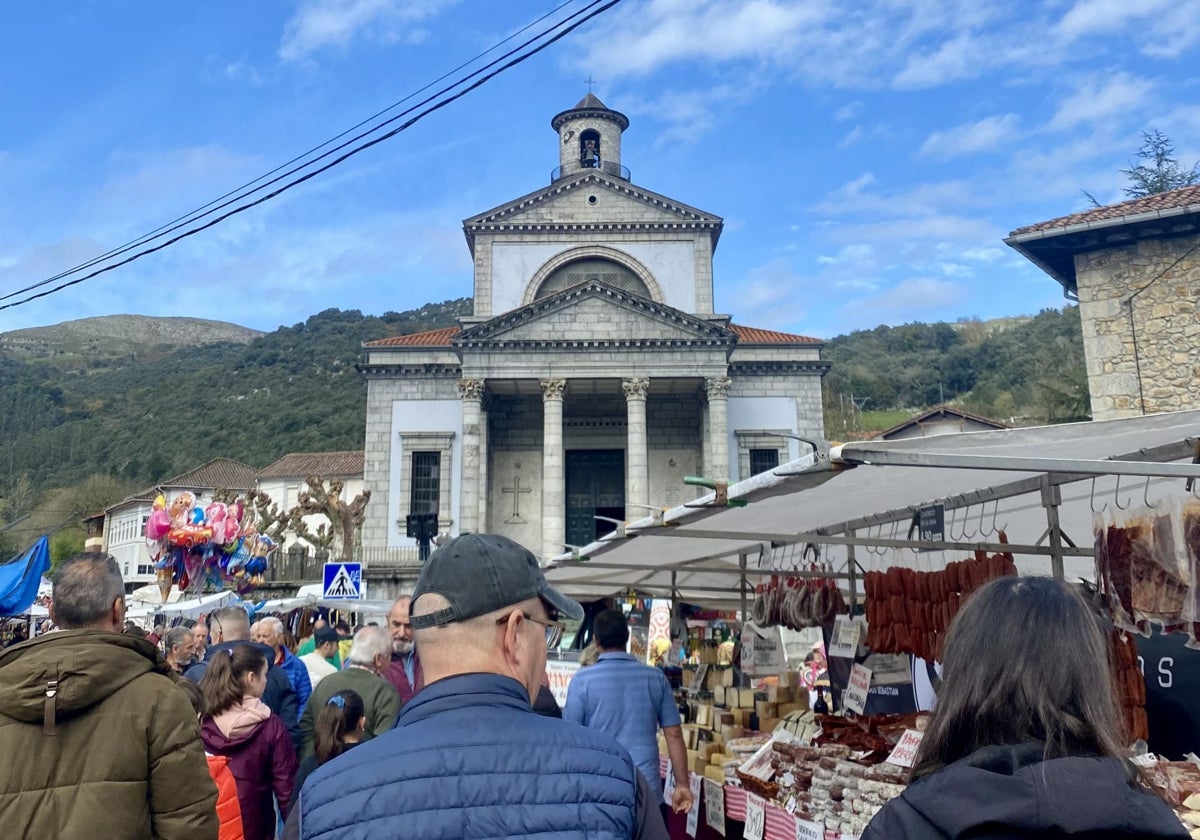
left=409, top=451, right=441, bottom=515
left=749, top=448, right=780, bottom=476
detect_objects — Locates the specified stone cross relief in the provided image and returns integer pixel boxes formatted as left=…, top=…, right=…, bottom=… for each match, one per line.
left=502, top=476, right=533, bottom=524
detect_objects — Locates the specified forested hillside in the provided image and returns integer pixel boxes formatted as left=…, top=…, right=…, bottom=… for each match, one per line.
left=822, top=306, right=1088, bottom=435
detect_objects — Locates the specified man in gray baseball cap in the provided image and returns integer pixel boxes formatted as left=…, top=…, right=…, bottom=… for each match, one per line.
left=292, top=534, right=668, bottom=840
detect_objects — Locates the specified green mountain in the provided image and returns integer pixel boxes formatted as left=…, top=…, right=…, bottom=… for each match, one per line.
left=822, top=306, right=1088, bottom=435
left=0, top=300, right=472, bottom=508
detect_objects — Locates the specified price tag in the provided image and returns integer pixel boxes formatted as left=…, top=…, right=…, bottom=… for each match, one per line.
left=685, top=774, right=702, bottom=837
left=885, top=728, right=924, bottom=768
left=795, top=819, right=824, bottom=840
left=828, top=614, right=859, bottom=658
left=703, top=779, right=725, bottom=836
left=744, top=793, right=766, bottom=840
left=784, top=795, right=797, bottom=814
left=664, top=764, right=677, bottom=805
left=843, top=663, right=872, bottom=714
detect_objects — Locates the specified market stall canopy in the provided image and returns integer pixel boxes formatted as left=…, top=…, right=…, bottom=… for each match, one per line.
left=0, top=537, right=51, bottom=616
left=128, top=583, right=183, bottom=606
left=125, top=590, right=237, bottom=620
left=545, top=409, right=1200, bottom=601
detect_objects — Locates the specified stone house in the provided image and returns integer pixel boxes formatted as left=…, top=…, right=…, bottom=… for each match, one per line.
left=360, top=95, right=829, bottom=563
left=1006, top=185, right=1200, bottom=420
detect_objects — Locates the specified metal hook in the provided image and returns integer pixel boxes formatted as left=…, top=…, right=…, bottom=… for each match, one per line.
left=870, top=523, right=887, bottom=557
left=1090, top=476, right=1108, bottom=515
left=993, top=499, right=1007, bottom=534
left=960, top=504, right=978, bottom=540
left=978, top=500, right=996, bottom=538
left=1114, top=475, right=1131, bottom=510
left=1143, top=476, right=1156, bottom=509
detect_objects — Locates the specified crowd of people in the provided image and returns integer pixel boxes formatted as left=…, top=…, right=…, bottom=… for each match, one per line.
left=0, top=537, right=1192, bottom=839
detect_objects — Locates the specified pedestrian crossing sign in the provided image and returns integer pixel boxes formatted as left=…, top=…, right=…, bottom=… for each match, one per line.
left=322, top=562, right=363, bottom=600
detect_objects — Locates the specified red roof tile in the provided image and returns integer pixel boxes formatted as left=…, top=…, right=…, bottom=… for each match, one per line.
left=364, top=326, right=461, bottom=347
left=259, top=451, right=364, bottom=479
left=731, top=324, right=822, bottom=345
left=1010, top=184, right=1200, bottom=236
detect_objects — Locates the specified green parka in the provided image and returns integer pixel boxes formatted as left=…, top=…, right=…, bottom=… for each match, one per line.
left=0, top=629, right=218, bottom=840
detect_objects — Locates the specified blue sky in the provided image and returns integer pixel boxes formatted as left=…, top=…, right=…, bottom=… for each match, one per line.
left=2, top=0, right=1199, bottom=339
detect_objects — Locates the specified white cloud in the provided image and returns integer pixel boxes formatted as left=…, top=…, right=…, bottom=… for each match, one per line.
left=1052, top=0, right=1200, bottom=56
left=279, top=0, right=455, bottom=62
left=919, top=114, right=1021, bottom=159
left=835, top=100, right=864, bottom=121
left=816, top=243, right=874, bottom=265
left=841, top=276, right=969, bottom=322
left=1049, top=72, right=1156, bottom=131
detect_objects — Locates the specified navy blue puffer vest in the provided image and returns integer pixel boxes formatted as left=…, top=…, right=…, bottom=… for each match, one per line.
left=298, top=672, right=639, bottom=839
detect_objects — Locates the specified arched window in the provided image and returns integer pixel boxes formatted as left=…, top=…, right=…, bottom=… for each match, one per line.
left=579, top=129, right=601, bottom=167
left=534, top=257, right=651, bottom=300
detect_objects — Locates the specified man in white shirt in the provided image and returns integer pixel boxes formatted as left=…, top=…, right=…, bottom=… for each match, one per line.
left=299, top=625, right=340, bottom=689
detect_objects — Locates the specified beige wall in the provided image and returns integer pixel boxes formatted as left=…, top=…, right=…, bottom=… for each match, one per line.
left=1076, top=231, right=1200, bottom=419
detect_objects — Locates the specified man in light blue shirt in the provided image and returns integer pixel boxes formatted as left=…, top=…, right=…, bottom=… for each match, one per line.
left=564, top=609, right=693, bottom=822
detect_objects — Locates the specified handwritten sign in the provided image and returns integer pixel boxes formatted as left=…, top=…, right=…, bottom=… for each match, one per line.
left=744, top=793, right=766, bottom=840
left=828, top=615, right=860, bottom=659
left=544, top=659, right=580, bottom=707
left=704, top=779, right=725, bottom=836
left=685, top=774, right=702, bottom=836
left=844, top=663, right=872, bottom=714
left=795, top=818, right=824, bottom=840
left=885, top=728, right=924, bottom=768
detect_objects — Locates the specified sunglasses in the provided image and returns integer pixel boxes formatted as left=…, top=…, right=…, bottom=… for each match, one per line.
left=495, top=611, right=565, bottom=648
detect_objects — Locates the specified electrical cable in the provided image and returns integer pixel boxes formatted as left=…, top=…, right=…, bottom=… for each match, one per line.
left=1, top=0, right=619, bottom=308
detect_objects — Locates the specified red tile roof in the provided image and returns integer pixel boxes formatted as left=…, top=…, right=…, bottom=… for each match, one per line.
left=731, top=325, right=822, bottom=345
left=259, top=451, right=364, bottom=479
left=364, top=326, right=461, bottom=347
left=1010, top=184, right=1200, bottom=236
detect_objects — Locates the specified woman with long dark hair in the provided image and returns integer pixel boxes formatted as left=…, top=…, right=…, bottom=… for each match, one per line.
left=863, top=576, right=1186, bottom=839
left=198, top=644, right=298, bottom=840
left=294, top=689, right=366, bottom=792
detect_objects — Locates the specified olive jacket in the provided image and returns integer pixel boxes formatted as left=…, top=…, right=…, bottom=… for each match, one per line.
left=0, top=629, right=218, bottom=840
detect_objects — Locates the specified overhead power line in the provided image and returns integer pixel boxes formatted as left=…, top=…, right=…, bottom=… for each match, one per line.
left=0, top=0, right=623, bottom=313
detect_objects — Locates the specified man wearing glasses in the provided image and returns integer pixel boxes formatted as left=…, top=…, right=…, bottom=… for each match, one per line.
left=292, top=533, right=667, bottom=840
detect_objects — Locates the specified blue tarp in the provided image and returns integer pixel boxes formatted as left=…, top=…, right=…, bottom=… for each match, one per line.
left=0, top=536, right=51, bottom=616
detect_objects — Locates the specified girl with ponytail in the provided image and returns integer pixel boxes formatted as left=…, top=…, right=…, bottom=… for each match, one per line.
left=295, top=689, right=366, bottom=792
left=198, top=644, right=298, bottom=840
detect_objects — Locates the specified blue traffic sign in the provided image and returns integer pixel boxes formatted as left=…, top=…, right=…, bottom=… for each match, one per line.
left=323, top=562, right=363, bottom=600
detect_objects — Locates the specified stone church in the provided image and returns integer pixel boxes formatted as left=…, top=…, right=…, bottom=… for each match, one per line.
left=359, top=95, right=828, bottom=563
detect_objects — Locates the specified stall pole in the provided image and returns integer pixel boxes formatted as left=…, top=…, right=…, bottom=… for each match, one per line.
left=738, top=552, right=748, bottom=623
left=845, top=527, right=858, bottom=617
left=1040, top=477, right=1066, bottom=580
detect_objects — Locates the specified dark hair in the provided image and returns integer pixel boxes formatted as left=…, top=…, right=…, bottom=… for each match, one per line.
left=593, top=609, right=630, bottom=650
left=52, top=553, right=124, bottom=629
left=314, top=690, right=365, bottom=765
left=911, top=576, right=1128, bottom=782
left=198, top=644, right=269, bottom=716
left=335, top=620, right=351, bottom=634
left=177, top=679, right=204, bottom=717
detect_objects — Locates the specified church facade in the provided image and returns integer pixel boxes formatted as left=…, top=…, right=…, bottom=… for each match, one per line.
left=360, top=95, right=828, bottom=562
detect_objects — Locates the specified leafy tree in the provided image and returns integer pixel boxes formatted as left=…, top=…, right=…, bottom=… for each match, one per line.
left=49, top=529, right=85, bottom=573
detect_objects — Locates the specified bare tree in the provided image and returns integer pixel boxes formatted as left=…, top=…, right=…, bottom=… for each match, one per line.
left=289, top=476, right=371, bottom=562
left=246, top=489, right=293, bottom=544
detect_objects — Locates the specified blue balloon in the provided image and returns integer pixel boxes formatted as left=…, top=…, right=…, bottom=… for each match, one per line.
left=190, top=506, right=205, bottom=525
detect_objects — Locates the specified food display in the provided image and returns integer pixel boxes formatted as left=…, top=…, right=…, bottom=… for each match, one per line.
left=1143, top=757, right=1200, bottom=836
left=1111, top=629, right=1149, bottom=742
left=863, top=540, right=1017, bottom=662
left=752, top=575, right=848, bottom=630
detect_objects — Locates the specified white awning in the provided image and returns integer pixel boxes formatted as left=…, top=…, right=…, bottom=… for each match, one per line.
left=544, top=409, right=1200, bottom=604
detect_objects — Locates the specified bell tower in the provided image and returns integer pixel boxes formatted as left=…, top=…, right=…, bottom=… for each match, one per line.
left=550, top=93, right=630, bottom=183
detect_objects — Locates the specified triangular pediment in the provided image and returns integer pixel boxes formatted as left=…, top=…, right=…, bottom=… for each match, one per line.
left=455, top=281, right=735, bottom=347
left=463, top=173, right=723, bottom=229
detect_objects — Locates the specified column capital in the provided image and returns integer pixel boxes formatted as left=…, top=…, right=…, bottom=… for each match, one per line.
left=540, top=378, right=566, bottom=401
left=457, top=378, right=485, bottom=401
left=621, top=377, right=650, bottom=400
left=704, top=376, right=732, bottom=400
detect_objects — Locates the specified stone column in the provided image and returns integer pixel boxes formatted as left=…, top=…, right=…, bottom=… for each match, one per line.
left=705, top=376, right=732, bottom=483
left=478, top=402, right=489, bottom=532
left=457, top=378, right=484, bottom=534
left=622, top=377, right=650, bottom=520
left=540, top=378, right=566, bottom=560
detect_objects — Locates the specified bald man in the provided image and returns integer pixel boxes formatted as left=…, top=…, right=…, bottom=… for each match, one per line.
left=384, top=595, right=423, bottom=705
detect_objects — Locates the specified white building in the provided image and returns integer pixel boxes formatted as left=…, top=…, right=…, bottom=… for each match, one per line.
left=360, top=95, right=829, bottom=563
left=256, top=450, right=366, bottom=552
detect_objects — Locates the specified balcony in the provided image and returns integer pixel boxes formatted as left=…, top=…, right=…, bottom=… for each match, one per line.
left=552, top=159, right=631, bottom=182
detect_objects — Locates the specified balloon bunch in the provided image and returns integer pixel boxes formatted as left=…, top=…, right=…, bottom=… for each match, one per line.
left=145, top=492, right=276, bottom=598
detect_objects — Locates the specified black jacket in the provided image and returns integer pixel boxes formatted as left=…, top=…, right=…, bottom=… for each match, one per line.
left=184, top=641, right=301, bottom=751
left=862, top=743, right=1187, bottom=840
